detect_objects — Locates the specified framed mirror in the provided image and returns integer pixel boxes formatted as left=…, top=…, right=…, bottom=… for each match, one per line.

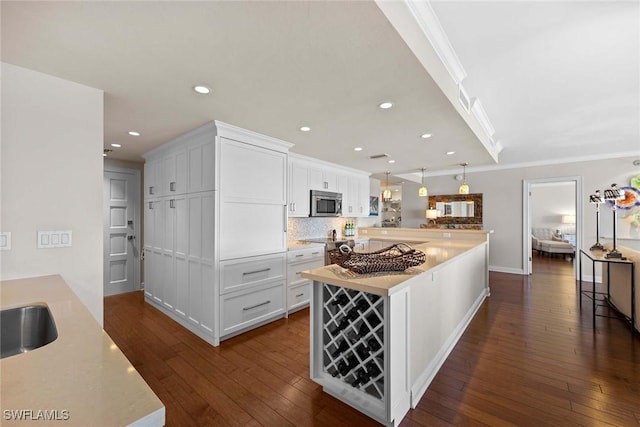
left=428, top=193, right=483, bottom=225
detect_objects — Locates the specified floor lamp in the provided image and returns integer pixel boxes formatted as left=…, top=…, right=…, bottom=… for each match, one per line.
left=589, top=190, right=605, bottom=251
left=603, top=184, right=625, bottom=259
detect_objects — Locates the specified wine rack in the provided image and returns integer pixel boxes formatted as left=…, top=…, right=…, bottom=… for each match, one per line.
left=322, top=284, right=385, bottom=401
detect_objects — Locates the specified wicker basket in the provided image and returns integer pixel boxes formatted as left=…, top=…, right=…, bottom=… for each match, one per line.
left=327, top=242, right=426, bottom=274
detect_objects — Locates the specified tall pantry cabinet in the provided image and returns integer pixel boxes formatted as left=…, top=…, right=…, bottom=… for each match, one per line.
left=143, top=121, right=291, bottom=346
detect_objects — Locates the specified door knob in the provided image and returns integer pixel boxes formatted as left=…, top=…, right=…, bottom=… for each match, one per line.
left=127, top=235, right=136, bottom=241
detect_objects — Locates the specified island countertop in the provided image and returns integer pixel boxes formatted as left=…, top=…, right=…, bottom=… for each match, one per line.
left=0, top=275, right=164, bottom=426
left=301, top=239, right=486, bottom=296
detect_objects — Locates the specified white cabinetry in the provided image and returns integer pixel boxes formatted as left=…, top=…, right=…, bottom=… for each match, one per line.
left=288, top=154, right=371, bottom=219
left=143, top=192, right=215, bottom=337
left=286, top=246, right=324, bottom=312
left=309, top=166, right=339, bottom=192
left=344, top=175, right=370, bottom=217
left=218, top=138, right=287, bottom=260
left=143, top=121, right=291, bottom=346
left=288, top=159, right=310, bottom=217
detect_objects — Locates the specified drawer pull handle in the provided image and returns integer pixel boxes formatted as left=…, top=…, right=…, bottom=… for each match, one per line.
left=295, top=254, right=304, bottom=258
left=170, top=181, right=176, bottom=192
left=242, top=268, right=271, bottom=276
left=149, top=186, right=154, bottom=195
left=243, top=300, right=271, bottom=311
left=295, top=293, right=304, bottom=298
left=312, top=252, right=320, bottom=255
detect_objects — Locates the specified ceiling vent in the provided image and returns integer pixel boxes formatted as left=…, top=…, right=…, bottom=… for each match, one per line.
left=369, top=153, right=389, bottom=160
left=458, top=84, right=471, bottom=113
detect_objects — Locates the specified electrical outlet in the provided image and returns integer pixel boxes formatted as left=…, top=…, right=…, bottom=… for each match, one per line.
left=443, top=232, right=451, bottom=238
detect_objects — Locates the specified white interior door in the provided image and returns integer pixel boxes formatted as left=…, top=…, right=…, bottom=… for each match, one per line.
left=104, top=169, right=140, bottom=296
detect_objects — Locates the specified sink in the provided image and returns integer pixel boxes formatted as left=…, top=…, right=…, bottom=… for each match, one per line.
left=1, top=304, right=58, bottom=359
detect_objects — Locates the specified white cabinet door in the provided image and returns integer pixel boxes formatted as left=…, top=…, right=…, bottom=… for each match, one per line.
left=308, top=165, right=339, bottom=192
left=184, top=192, right=215, bottom=334
left=220, top=203, right=287, bottom=259
left=143, top=159, right=161, bottom=199
left=219, top=138, right=287, bottom=259
left=149, top=199, right=165, bottom=305
left=186, top=192, right=215, bottom=335
left=289, top=160, right=309, bottom=217
left=308, top=166, right=325, bottom=191
left=358, top=175, right=371, bottom=217
left=346, top=175, right=360, bottom=216
left=161, top=198, right=176, bottom=310
left=188, top=141, right=215, bottom=193
left=143, top=200, right=155, bottom=298
left=324, top=169, right=339, bottom=192
left=220, top=138, right=286, bottom=204
left=173, top=196, right=189, bottom=319
left=163, top=149, right=188, bottom=196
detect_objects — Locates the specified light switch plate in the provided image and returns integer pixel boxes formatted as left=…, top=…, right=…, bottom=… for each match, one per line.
left=0, top=232, right=11, bottom=250
left=38, top=230, right=72, bottom=248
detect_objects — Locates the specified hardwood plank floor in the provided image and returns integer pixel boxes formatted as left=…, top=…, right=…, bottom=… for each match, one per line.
left=104, top=257, right=640, bottom=426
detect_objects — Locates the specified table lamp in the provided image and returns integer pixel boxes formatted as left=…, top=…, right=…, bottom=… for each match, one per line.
left=603, top=183, right=625, bottom=259
left=589, top=191, right=605, bottom=251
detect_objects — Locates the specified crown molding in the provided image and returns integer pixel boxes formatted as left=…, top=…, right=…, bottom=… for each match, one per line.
left=403, top=0, right=466, bottom=85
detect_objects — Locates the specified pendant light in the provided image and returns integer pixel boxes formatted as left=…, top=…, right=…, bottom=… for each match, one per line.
left=458, top=162, right=470, bottom=194
left=383, top=171, right=392, bottom=200
left=418, top=168, right=428, bottom=197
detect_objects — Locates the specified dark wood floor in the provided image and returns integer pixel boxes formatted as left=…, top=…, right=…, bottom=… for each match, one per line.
left=104, top=257, right=640, bottom=426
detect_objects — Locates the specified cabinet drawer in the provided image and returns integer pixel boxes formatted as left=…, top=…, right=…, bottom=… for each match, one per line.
left=288, top=281, right=311, bottom=311
left=221, top=281, right=285, bottom=336
left=220, top=253, right=285, bottom=294
left=287, top=247, right=325, bottom=264
left=287, top=258, right=324, bottom=285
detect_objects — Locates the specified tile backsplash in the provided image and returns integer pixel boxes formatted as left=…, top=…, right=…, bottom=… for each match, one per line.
left=288, top=216, right=380, bottom=240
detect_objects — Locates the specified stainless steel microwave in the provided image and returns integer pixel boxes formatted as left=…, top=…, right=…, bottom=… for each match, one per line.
left=310, top=190, right=342, bottom=217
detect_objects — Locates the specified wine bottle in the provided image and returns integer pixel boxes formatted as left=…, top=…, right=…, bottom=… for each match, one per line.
left=354, top=298, right=369, bottom=313
left=331, top=339, right=351, bottom=357
left=367, top=337, right=381, bottom=352
left=329, top=293, right=350, bottom=307
left=355, top=343, right=370, bottom=359
left=365, top=361, right=382, bottom=379
left=344, top=306, right=360, bottom=321
left=357, top=322, right=370, bottom=337
left=366, top=312, right=381, bottom=329
left=350, top=368, right=367, bottom=387
left=337, top=354, right=358, bottom=376
left=329, top=317, right=350, bottom=336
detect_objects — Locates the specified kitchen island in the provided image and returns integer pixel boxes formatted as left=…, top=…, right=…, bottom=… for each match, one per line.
left=301, top=232, right=490, bottom=426
left=0, top=275, right=165, bottom=426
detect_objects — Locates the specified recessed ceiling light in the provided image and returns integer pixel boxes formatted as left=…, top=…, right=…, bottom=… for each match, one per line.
left=421, top=133, right=432, bottom=139
left=193, top=85, right=211, bottom=94
left=354, top=147, right=363, bottom=152
left=128, top=131, right=140, bottom=136
left=111, top=143, right=121, bottom=148
left=379, top=102, right=393, bottom=109
left=388, top=159, right=396, bottom=164
left=300, top=126, right=311, bottom=132
left=446, top=151, right=455, bottom=155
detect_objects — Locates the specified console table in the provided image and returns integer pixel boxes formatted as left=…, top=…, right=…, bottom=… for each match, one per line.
left=578, top=249, right=636, bottom=335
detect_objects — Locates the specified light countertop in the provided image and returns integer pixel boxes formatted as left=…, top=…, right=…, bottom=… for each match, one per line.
left=288, top=241, right=326, bottom=250
left=0, top=275, right=165, bottom=426
left=301, top=240, right=485, bottom=296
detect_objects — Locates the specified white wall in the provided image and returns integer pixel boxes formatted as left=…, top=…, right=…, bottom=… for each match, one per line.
left=1, top=63, right=104, bottom=324
left=531, top=182, right=575, bottom=231
left=412, top=157, right=640, bottom=274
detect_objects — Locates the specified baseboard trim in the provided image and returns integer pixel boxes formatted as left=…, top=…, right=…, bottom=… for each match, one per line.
left=489, top=265, right=525, bottom=275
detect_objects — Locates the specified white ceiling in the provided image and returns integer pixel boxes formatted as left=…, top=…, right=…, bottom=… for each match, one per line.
left=2, top=1, right=638, bottom=181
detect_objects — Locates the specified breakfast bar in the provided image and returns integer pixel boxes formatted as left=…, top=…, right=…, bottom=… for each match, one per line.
left=301, top=231, right=490, bottom=426
left=0, top=276, right=165, bottom=426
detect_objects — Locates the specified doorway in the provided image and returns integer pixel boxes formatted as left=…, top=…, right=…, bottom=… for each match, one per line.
left=104, top=168, right=141, bottom=296
left=523, top=176, right=583, bottom=276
